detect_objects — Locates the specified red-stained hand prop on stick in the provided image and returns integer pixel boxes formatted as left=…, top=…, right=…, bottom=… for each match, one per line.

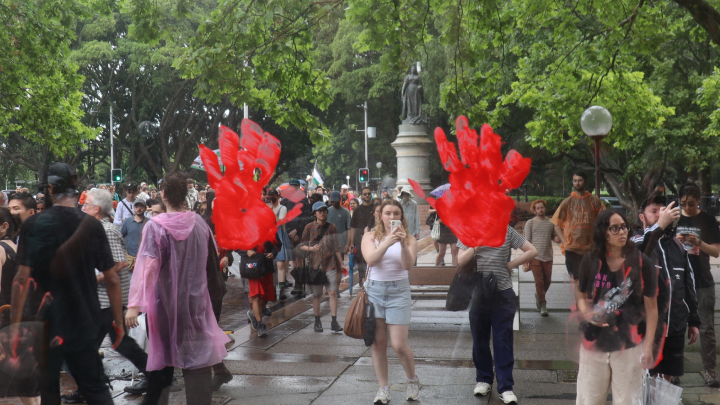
left=200, top=119, right=304, bottom=251
left=409, top=116, right=531, bottom=247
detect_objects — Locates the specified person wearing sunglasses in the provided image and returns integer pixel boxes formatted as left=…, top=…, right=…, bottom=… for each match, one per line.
left=575, top=210, right=659, bottom=405
left=347, top=186, right=375, bottom=285
left=674, top=184, right=720, bottom=387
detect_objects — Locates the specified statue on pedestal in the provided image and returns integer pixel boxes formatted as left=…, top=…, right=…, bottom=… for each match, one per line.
left=401, top=64, right=424, bottom=124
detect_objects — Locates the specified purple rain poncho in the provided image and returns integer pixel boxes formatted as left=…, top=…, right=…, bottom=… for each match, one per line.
left=128, top=211, right=229, bottom=371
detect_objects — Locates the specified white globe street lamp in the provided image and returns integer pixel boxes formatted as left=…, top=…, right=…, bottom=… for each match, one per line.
left=581, top=106, right=613, bottom=197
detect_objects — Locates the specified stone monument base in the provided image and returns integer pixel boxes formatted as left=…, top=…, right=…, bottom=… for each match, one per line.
left=391, top=124, right=433, bottom=205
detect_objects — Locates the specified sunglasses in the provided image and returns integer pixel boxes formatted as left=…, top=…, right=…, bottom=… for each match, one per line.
left=362, top=192, right=372, bottom=196
left=607, top=224, right=628, bottom=235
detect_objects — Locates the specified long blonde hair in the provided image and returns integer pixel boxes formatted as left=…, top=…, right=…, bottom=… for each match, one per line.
left=372, top=200, right=412, bottom=243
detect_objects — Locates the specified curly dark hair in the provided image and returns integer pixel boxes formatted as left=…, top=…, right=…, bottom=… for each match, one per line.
left=590, top=209, right=636, bottom=259
left=160, top=172, right=189, bottom=209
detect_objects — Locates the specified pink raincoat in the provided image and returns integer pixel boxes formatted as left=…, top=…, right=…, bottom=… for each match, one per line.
left=128, top=211, right=229, bottom=371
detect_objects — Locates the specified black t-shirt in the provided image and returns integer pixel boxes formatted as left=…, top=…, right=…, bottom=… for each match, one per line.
left=676, top=211, right=720, bottom=289
left=578, top=251, right=657, bottom=352
left=350, top=203, right=375, bottom=256
left=16, top=206, right=115, bottom=348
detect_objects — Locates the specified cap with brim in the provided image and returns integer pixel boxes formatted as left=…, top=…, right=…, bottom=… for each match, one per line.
left=289, top=179, right=301, bottom=187
left=41, top=163, right=77, bottom=192
left=312, top=201, right=328, bottom=214
left=329, top=191, right=341, bottom=202
left=341, top=184, right=348, bottom=189
left=134, top=198, right=147, bottom=206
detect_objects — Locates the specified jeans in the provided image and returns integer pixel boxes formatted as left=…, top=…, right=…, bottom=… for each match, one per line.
left=469, top=288, right=516, bottom=394
left=144, top=366, right=212, bottom=405
left=697, top=287, right=716, bottom=370
left=530, top=259, right=553, bottom=303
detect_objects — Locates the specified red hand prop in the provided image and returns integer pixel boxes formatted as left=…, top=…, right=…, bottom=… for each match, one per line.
left=200, top=120, right=302, bottom=250
left=409, top=116, right=531, bottom=247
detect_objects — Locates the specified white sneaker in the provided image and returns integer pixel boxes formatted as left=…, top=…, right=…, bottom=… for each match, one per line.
left=373, top=386, right=390, bottom=404
left=473, top=382, right=491, bottom=396
left=406, top=377, right=419, bottom=401
left=499, top=390, right=518, bottom=404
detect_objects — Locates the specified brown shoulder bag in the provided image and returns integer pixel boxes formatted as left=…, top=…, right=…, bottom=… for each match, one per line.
left=344, top=263, right=372, bottom=339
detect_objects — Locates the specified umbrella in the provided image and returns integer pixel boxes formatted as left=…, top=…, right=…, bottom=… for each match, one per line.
left=430, top=183, right=451, bottom=198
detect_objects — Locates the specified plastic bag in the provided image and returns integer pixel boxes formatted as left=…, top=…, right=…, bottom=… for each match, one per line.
left=127, top=313, right=148, bottom=353
left=632, top=373, right=683, bottom=405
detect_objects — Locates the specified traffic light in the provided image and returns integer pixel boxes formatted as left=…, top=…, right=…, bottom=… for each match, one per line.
left=358, top=168, right=369, bottom=183
left=111, top=169, right=122, bottom=182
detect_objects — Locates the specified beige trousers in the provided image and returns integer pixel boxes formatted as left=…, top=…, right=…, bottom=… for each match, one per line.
left=576, top=344, right=644, bottom=405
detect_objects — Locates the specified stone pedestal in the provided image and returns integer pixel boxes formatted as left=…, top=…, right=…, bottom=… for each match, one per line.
left=391, top=124, right=434, bottom=205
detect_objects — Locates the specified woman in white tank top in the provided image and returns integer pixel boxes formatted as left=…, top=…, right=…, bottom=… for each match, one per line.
left=361, top=200, right=419, bottom=404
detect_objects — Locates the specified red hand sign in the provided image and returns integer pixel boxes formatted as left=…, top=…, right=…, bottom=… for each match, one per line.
left=200, top=120, right=303, bottom=250
left=409, top=116, right=531, bottom=247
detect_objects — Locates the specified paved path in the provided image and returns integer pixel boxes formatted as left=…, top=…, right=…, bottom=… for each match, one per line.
left=4, top=240, right=720, bottom=405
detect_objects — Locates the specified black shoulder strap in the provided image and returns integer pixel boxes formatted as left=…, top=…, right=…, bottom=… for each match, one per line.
left=120, top=199, right=132, bottom=215
left=0, top=240, right=16, bottom=260
left=315, top=222, right=330, bottom=242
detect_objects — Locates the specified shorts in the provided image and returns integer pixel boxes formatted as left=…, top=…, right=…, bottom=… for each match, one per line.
left=275, top=228, right=293, bottom=262
left=126, top=252, right=137, bottom=272
left=249, top=272, right=276, bottom=301
left=364, top=278, right=412, bottom=325
left=650, top=333, right=685, bottom=376
left=308, top=270, right=338, bottom=296
left=565, top=250, right=584, bottom=279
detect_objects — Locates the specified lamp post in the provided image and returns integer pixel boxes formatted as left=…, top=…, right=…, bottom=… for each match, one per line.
left=356, top=101, right=376, bottom=178
left=346, top=175, right=350, bottom=192
left=581, top=106, right=613, bottom=197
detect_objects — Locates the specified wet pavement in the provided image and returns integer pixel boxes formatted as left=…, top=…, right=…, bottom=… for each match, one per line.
left=3, top=237, right=720, bottom=404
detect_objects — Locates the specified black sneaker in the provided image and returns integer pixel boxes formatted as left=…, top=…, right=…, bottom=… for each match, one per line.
left=212, top=373, right=233, bottom=391
left=60, top=390, right=85, bottom=403
left=247, top=310, right=258, bottom=331
left=257, top=323, right=268, bottom=337
left=262, top=307, right=272, bottom=317
left=284, top=281, right=293, bottom=289
left=123, top=380, right=148, bottom=395
left=279, top=289, right=287, bottom=301
left=314, top=319, right=323, bottom=332
left=330, top=320, right=343, bottom=333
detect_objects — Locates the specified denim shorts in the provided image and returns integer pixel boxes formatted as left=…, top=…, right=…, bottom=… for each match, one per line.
left=364, top=278, right=412, bottom=325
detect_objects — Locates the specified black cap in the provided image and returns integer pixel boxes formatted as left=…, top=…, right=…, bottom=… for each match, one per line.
left=42, top=163, right=78, bottom=193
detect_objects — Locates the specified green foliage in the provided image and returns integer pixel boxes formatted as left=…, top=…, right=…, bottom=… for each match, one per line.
left=0, top=0, right=99, bottom=156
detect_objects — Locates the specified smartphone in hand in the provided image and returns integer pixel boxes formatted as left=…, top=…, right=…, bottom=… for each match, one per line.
left=391, top=220, right=402, bottom=233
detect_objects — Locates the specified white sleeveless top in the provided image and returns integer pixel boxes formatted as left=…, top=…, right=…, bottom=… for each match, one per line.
left=368, top=237, right=408, bottom=281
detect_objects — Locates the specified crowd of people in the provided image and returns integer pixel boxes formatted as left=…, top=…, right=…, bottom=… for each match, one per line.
left=0, top=164, right=717, bottom=405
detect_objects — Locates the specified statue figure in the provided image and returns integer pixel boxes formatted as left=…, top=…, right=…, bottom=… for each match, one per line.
left=401, top=64, right=424, bottom=124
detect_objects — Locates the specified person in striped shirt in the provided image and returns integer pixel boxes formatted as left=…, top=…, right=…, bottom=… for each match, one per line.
left=523, top=199, right=560, bottom=316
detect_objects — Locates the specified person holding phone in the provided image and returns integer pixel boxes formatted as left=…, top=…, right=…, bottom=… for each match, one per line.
left=361, top=200, right=420, bottom=404
left=675, top=184, right=720, bottom=387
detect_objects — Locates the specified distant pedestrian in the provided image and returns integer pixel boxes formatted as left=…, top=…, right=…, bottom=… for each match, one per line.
left=361, top=200, right=420, bottom=404
left=146, top=198, right=166, bottom=217
left=8, top=192, right=37, bottom=225
left=243, top=239, right=280, bottom=338
left=137, top=186, right=149, bottom=202
left=575, top=210, right=658, bottom=405
left=348, top=186, right=375, bottom=283
left=327, top=191, right=352, bottom=257
left=340, top=184, right=351, bottom=210
left=114, top=182, right=139, bottom=228
left=185, top=178, right=199, bottom=210
left=551, top=171, right=605, bottom=280
left=120, top=198, right=147, bottom=273
left=301, top=202, right=343, bottom=333
left=398, top=186, right=420, bottom=240
left=523, top=199, right=560, bottom=316
left=675, top=184, right=720, bottom=387
left=268, top=188, right=293, bottom=300
left=349, top=198, right=359, bottom=212
left=281, top=179, right=313, bottom=297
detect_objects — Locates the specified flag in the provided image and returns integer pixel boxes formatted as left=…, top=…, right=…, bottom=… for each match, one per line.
left=312, top=160, right=324, bottom=186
